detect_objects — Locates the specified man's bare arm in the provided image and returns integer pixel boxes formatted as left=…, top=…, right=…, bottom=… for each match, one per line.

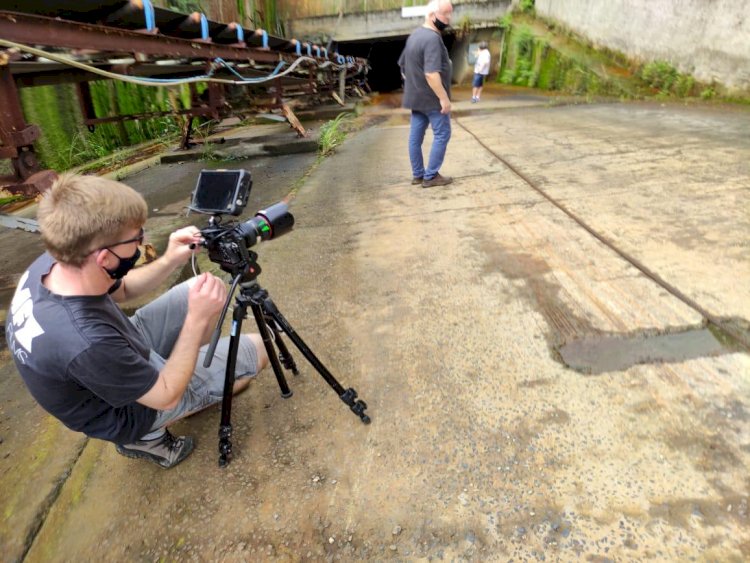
left=425, top=72, right=452, bottom=114
left=136, top=273, right=226, bottom=411
left=111, top=226, right=201, bottom=303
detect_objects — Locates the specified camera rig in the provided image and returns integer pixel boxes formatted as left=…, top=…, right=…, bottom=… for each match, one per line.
left=190, top=169, right=370, bottom=466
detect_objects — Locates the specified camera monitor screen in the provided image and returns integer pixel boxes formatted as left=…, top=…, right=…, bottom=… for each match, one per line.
left=191, top=169, right=252, bottom=216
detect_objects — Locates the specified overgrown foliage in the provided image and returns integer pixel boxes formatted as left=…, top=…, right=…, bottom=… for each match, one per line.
left=499, top=26, right=540, bottom=87
left=494, top=12, right=737, bottom=102
left=519, top=0, right=535, bottom=14
left=20, top=82, right=188, bottom=171
left=638, top=60, right=695, bottom=96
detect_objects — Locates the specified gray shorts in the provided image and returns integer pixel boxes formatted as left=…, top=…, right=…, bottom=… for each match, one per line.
left=129, top=280, right=259, bottom=431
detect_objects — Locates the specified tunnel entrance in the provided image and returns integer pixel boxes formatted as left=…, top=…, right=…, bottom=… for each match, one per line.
left=336, top=33, right=457, bottom=93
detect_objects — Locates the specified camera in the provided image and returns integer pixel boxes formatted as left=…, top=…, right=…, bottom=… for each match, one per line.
left=190, top=169, right=294, bottom=275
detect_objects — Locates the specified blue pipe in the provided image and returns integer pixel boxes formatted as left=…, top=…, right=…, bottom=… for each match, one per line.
left=199, top=13, right=209, bottom=40
left=314, top=46, right=320, bottom=58
left=142, top=0, right=155, bottom=32
left=295, top=41, right=301, bottom=56
left=306, top=43, right=312, bottom=56
left=261, top=30, right=268, bottom=49
left=322, top=47, right=328, bottom=59
left=234, top=24, right=244, bottom=43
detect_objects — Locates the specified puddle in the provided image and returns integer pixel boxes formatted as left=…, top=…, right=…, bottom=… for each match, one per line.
left=558, top=327, right=738, bottom=374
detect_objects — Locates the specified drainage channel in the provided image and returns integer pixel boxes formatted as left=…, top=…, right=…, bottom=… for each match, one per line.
left=454, top=116, right=750, bottom=356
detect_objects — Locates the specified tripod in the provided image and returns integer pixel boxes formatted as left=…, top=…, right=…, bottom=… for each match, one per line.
left=204, top=250, right=371, bottom=467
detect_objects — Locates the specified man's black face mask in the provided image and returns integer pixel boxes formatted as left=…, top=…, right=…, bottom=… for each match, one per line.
left=433, top=16, right=449, bottom=32
left=104, top=247, right=141, bottom=280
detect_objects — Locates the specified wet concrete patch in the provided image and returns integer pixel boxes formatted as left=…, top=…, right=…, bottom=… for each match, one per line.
left=558, top=327, right=735, bottom=374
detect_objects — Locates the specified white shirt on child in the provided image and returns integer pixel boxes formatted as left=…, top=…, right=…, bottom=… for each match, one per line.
left=474, top=49, right=491, bottom=75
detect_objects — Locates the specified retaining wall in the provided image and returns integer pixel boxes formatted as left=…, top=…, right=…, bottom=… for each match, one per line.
left=534, top=0, right=750, bottom=91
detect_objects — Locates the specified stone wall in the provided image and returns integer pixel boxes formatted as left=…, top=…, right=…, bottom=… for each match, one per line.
left=533, top=0, right=750, bottom=91
left=288, top=1, right=511, bottom=42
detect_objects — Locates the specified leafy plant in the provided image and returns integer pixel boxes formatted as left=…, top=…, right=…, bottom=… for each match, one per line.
left=500, top=69, right=516, bottom=84
left=498, top=13, right=512, bottom=31
left=700, top=87, right=716, bottom=100
left=640, top=60, right=678, bottom=92
left=318, top=113, right=352, bottom=157
left=519, top=0, right=535, bottom=14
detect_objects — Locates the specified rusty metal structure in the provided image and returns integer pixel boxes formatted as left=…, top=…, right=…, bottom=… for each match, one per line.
left=0, top=0, right=369, bottom=196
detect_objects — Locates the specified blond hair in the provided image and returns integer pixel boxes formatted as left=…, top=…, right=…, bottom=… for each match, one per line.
left=38, top=173, right=148, bottom=266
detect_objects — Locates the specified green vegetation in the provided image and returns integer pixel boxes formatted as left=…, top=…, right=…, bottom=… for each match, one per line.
left=0, top=194, right=24, bottom=206
left=638, top=60, right=696, bottom=96
left=519, top=0, right=536, bottom=14
left=19, top=81, right=189, bottom=171
left=457, top=15, right=474, bottom=37
left=494, top=11, right=741, bottom=102
left=318, top=113, right=352, bottom=157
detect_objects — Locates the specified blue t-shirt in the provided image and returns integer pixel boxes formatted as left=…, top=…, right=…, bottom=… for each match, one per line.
left=398, top=26, right=452, bottom=113
left=5, top=253, right=158, bottom=444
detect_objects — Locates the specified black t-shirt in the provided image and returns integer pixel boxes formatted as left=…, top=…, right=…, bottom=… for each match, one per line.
left=5, top=253, right=158, bottom=444
left=398, top=26, right=452, bottom=113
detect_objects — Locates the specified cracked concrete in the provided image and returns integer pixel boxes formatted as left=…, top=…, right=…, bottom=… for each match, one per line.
left=1, top=88, right=748, bottom=561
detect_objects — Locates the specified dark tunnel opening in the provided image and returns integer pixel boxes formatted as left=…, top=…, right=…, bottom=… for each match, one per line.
left=337, top=34, right=457, bottom=93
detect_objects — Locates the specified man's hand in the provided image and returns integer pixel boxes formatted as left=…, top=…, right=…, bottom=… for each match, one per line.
left=187, top=272, right=227, bottom=344
left=163, top=226, right=203, bottom=267
left=440, top=97, right=452, bottom=114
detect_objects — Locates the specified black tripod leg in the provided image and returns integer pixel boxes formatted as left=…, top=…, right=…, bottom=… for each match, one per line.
left=261, top=296, right=371, bottom=424
left=218, top=305, right=245, bottom=467
left=265, top=317, right=300, bottom=375
left=250, top=300, right=293, bottom=398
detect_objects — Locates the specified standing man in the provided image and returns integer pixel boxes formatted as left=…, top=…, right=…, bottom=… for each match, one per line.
left=472, top=41, right=491, bottom=103
left=398, top=0, right=454, bottom=188
left=5, top=173, right=269, bottom=469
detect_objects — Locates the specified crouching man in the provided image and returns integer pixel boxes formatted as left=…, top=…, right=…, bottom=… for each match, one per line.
left=5, top=173, right=268, bottom=468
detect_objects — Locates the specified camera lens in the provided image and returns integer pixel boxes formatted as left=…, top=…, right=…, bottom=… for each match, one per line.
left=233, top=202, right=294, bottom=248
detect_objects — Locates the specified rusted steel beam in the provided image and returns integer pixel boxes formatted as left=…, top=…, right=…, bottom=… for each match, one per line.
left=82, top=107, right=216, bottom=126
left=0, top=11, right=287, bottom=65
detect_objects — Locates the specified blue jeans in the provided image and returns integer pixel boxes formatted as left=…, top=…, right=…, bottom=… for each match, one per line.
left=408, top=110, right=451, bottom=180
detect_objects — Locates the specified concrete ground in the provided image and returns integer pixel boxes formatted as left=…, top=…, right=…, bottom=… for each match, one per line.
left=1, top=89, right=749, bottom=561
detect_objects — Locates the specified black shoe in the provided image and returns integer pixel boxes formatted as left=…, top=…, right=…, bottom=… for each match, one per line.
left=422, top=174, right=453, bottom=188
left=411, top=177, right=423, bottom=185
left=116, top=430, right=194, bottom=469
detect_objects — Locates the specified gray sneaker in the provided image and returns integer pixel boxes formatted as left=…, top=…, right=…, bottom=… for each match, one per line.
left=116, top=430, right=194, bottom=469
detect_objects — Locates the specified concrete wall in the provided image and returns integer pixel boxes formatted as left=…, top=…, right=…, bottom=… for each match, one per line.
left=534, top=0, right=750, bottom=91
left=288, top=1, right=511, bottom=42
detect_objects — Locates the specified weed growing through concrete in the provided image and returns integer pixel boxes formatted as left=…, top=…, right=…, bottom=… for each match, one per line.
left=318, top=112, right=352, bottom=157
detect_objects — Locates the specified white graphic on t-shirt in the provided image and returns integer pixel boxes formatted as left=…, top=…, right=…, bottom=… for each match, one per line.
left=9, top=271, right=44, bottom=363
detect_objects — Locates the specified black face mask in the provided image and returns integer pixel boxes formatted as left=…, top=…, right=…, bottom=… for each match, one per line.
left=104, top=247, right=141, bottom=280
left=433, top=16, right=449, bottom=32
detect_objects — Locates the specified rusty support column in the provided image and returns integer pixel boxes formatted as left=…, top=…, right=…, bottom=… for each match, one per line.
left=339, top=67, right=346, bottom=102
left=273, top=77, right=283, bottom=108
left=207, top=81, right=224, bottom=119
left=76, top=82, right=97, bottom=125
left=0, top=65, right=41, bottom=180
